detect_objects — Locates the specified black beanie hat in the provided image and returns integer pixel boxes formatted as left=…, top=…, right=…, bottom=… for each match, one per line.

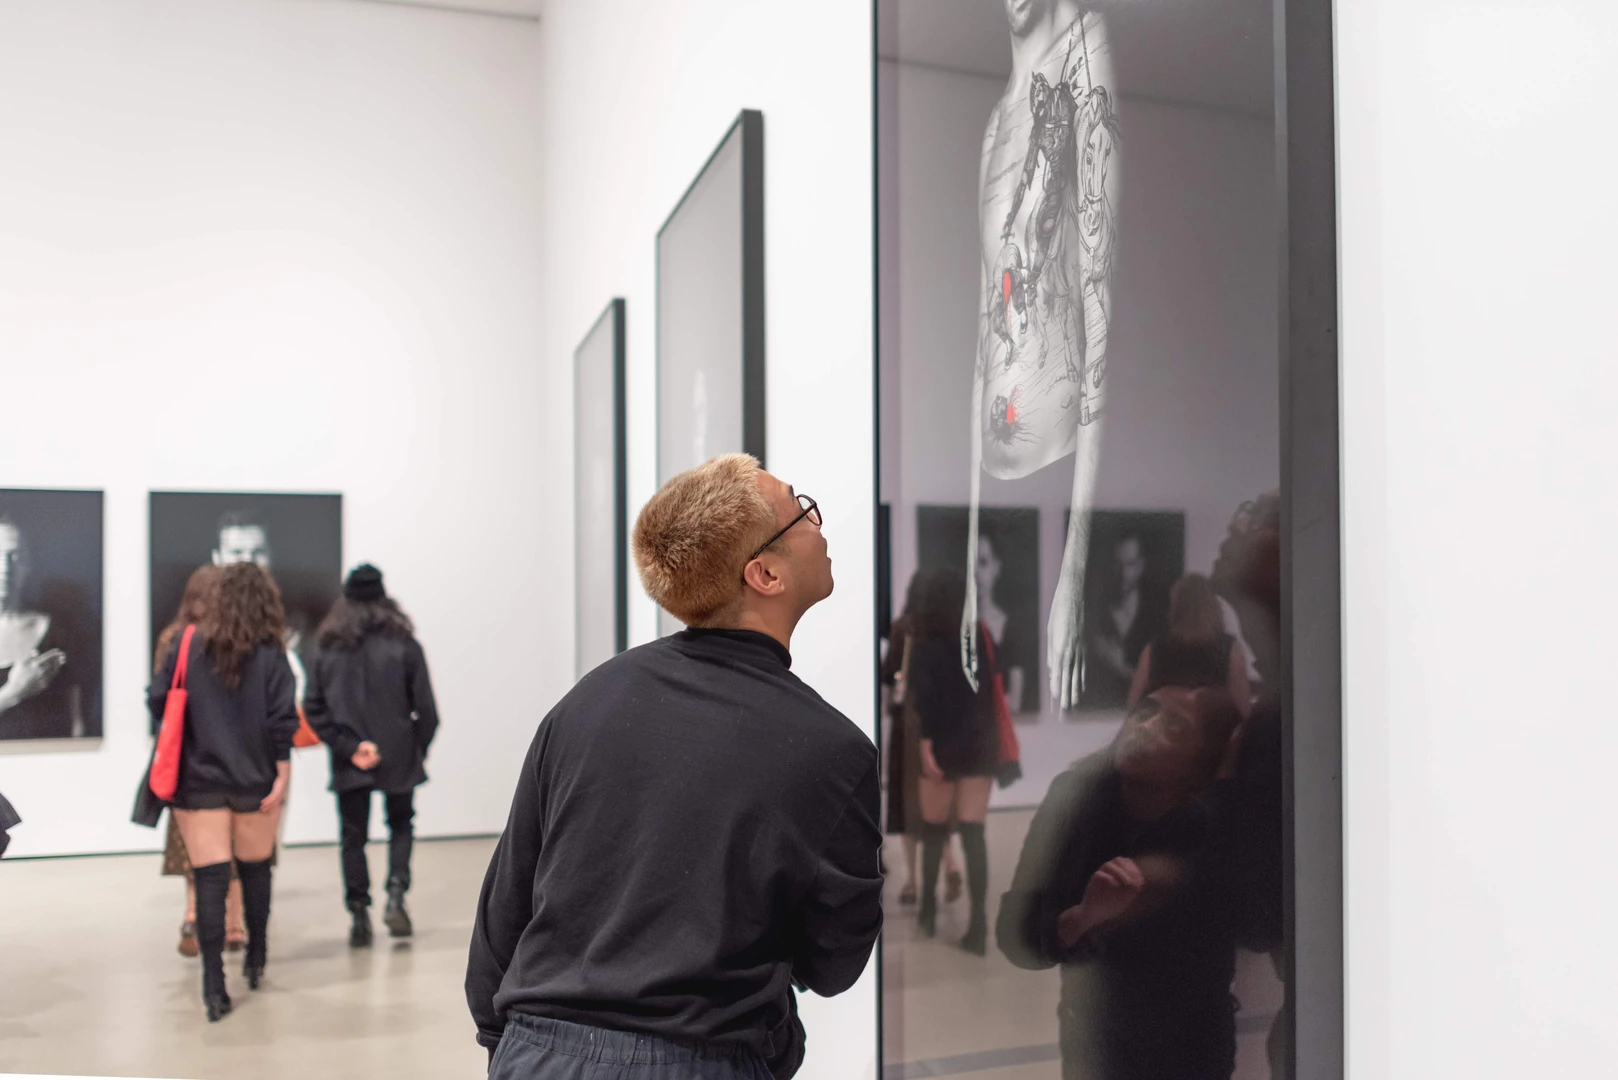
left=343, top=564, right=386, bottom=603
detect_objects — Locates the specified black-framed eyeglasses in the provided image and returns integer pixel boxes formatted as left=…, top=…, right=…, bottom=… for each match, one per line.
left=741, top=494, right=822, bottom=582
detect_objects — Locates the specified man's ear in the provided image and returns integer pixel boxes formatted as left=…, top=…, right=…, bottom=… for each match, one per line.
left=743, top=555, right=786, bottom=598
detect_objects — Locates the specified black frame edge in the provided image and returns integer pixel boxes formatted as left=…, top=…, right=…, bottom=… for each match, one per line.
left=741, top=109, right=767, bottom=467
left=1278, top=0, right=1345, bottom=1076
left=611, top=298, right=629, bottom=656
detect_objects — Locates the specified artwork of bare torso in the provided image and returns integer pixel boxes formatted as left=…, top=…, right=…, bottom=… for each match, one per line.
left=964, top=2, right=1120, bottom=708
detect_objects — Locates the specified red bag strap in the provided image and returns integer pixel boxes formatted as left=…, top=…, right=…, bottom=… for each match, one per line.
left=171, top=625, right=196, bottom=691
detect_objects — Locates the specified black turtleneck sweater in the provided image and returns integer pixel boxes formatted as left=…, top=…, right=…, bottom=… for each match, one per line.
left=465, top=629, right=882, bottom=1079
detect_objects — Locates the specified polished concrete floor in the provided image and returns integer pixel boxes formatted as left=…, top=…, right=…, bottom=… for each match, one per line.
left=3, top=816, right=1282, bottom=1080
left=0, top=838, right=494, bottom=1079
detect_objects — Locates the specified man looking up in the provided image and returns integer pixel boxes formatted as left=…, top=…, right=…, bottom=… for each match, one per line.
left=467, top=454, right=882, bottom=1080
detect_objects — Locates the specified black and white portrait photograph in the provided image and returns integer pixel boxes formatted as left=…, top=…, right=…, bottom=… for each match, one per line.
left=917, top=505, right=1040, bottom=715
left=1075, top=509, right=1184, bottom=710
left=149, top=492, right=342, bottom=712
left=0, top=489, right=103, bottom=742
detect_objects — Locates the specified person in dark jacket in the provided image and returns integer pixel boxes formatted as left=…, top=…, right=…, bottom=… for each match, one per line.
left=997, top=687, right=1243, bottom=1080
left=466, top=453, right=882, bottom=1080
left=1127, top=572, right=1252, bottom=717
left=149, top=562, right=298, bottom=1023
left=304, top=564, right=440, bottom=947
left=906, top=566, right=1001, bottom=955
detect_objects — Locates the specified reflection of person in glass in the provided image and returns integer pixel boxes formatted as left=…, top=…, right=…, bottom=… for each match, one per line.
left=974, top=530, right=1028, bottom=713
left=0, top=515, right=81, bottom=739
left=1128, top=573, right=1252, bottom=718
left=1085, top=533, right=1167, bottom=706
left=911, top=568, right=1002, bottom=956
left=964, top=0, right=1123, bottom=708
left=998, top=687, right=1243, bottom=1079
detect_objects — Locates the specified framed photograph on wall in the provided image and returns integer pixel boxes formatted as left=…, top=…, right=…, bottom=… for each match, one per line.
left=656, top=109, right=765, bottom=635
left=1074, top=509, right=1186, bottom=712
left=575, top=298, right=628, bottom=680
left=0, top=489, right=103, bottom=742
left=149, top=492, right=342, bottom=720
left=876, top=0, right=1342, bottom=1073
left=915, top=505, right=1041, bottom=716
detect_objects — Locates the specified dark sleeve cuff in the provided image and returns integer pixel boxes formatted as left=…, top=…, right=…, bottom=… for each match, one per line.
left=275, top=747, right=292, bottom=762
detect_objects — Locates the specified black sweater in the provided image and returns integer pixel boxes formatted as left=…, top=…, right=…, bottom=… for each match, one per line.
left=304, top=634, right=440, bottom=794
left=148, top=637, right=298, bottom=799
left=465, top=629, right=882, bottom=1079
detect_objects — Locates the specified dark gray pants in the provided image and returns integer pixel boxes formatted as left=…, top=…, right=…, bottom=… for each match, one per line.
left=489, top=1014, right=770, bottom=1080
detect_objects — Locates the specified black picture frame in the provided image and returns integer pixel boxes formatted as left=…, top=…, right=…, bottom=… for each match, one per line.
left=654, top=108, right=765, bottom=634
left=870, top=0, right=1344, bottom=1073
left=0, top=487, right=104, bottom=743
left=574, top=297, right=629, bottom=680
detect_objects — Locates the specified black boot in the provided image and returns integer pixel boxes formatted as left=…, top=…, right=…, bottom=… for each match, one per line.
left=193, top=861, right=234, bottom=1022
left=918, top=822, right=949, bottom=939
left=349, top=903, right=373, bottom=948
left=958, top=822, right=989, bottom=956
left=384, top=879, right=413, bottom=938
left=237, top=857, right=272, bottom=989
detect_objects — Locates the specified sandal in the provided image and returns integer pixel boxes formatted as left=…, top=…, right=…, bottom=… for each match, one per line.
left=177, top=921, right=199, bottom=958
left=945, top=869, right=964, bottom=904
left=226, top=925, right=248, bottom=953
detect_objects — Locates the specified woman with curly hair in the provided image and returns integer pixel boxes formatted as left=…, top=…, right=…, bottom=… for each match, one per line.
left=305, top=565, right=440, bottom=948
left=149, top=562, right=299, bottom=1022
left=153, top=565, right=250, bottom=959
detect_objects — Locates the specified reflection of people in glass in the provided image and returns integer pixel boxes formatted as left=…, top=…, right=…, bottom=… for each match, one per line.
left=1085, top=533, right=1166, bottom=706
left=1210, top=493, right=1286, bottom=1072
left=881, top=577, right=964, bottom=907
left=974, top=530, right=1029, bottom=713
left=1128, top=573, right=1252, bottom=717
left=0, top=515, right=85, bottom=739
left=911, top=568, right=1002, bottom=956
left=964, top=0, right=1123, bottom=708
left=998, top=687, right=1243, bottom=1079
left=306, top=565, right=440, bottom=949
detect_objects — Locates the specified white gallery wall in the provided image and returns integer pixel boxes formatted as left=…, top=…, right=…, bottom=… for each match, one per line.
left=1337, top=0, right=1618, bottom=1075
left=531, top=3, right=877, bottom=1078
left=0, top=0, right=552, bottom=855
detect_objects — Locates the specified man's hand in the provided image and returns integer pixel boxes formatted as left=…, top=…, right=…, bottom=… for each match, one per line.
left=1056, top=857, right=1145, bottom=948
left=352, top=741, right=381, bottom=771
left=0, top=649, right=66, bottom=711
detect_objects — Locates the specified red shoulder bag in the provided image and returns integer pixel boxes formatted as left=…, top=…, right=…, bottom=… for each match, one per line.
left=149, top=624, right=196, bottom=802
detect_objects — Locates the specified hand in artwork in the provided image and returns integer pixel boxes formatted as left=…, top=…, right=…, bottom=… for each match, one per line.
left=0, top=649, right=66, bottom=712
left=352, top=741, right=381, bottom=771
left=1057, top=856, right=1145, bottom=948
left=1047, top=564, right=1085, bottom=709
left=960, top=574, right=981, bottom=694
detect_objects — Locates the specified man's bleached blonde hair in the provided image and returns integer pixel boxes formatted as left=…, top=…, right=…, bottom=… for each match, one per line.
left=632, top=453, right=779, bottom=626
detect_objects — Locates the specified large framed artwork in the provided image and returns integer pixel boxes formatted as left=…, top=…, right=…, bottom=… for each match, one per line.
left=574, top=298, right=628, bottom=680
left=656, top=109, right=764, bottom=635
left=149, top=492, right=342, bottom=719
left=915, top=505, right=1041, bottom=716
left=876, top=0, right=1342, bottom=1074
left=1074, top=509, right=1186, bottom=712
left=0, top=489, right=103, bottom=742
